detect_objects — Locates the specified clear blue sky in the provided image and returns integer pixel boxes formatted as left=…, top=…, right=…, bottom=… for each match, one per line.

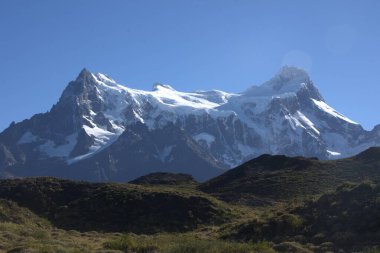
left=1, top=0, right=379, bottom=131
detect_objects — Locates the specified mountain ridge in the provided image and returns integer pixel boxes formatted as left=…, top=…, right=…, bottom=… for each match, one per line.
left=0, top=66, right=379, bottom=181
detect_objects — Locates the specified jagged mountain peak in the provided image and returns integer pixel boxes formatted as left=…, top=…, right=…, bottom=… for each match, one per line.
left=60, top=69, right=98, bottom=99
left=275, top=65, right=309, bottom=81
left=76, top=68, right=92, bottom=81
left=74, top=69, right=117, bottom=89
left=243, top=65, right=322, bottom=101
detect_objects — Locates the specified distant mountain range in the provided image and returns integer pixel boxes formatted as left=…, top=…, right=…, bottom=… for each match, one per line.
left=0, top=66, right=379, bottom=181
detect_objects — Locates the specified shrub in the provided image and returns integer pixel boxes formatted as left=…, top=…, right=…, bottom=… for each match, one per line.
left=104, top=234, right=137, bottom=252
left=252, top=241, right=276, bottom=253
left=283, top=214, right=303, bottom=229
left=103, top=234, right=158, bottom=253
left=165, top=239, right=257, bottom=253
left=365, top=247, right=380, bottom=253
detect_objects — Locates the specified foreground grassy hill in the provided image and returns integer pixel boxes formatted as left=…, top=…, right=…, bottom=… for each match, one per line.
left=0, top=198, right=275, bottom=253
left=0, top=178, right=272, bottom=253
left=199, top=147, right=380, bottom=205
left=0, top=177, right=232, bottom=233
left=225, top=181, right=380, bottom=252
left=1, top=179, right=379, bottom=253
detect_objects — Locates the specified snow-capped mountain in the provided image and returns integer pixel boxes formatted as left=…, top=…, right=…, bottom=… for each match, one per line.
left=0, top=66, right=379, bottom=181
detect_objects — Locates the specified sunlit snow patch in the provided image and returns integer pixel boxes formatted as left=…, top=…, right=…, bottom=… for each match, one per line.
left=68, top=125, right=124, bottom=164
left=312, top=99, right=358, bottom=125
left=327, top=150, right=342, bottom=157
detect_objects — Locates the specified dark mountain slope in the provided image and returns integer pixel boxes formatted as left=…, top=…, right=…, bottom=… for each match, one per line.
left=66, top=123, right=226, bottom=182
left=200, top=147, right=380, bottom=205
left=0, top=177, right=231, bottom=233
left=129, top=172, right=198, bottom=186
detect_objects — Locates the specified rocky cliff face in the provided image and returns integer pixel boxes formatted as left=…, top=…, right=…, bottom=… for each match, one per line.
left=0, top=66, right=379, bottom=181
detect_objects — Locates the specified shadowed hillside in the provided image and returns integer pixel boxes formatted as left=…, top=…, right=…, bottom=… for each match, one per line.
left=129, top=172, right=199, bottom=186
left=0, top=177, right=231, bottom=233
left=225, top=181, right=380, bottom=252
left=200, top=147, right=380, bottom=206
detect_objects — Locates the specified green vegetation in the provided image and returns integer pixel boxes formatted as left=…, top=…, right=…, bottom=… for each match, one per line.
left=0, top=203, right=271, bottom=253
left=103, top=234, right=272, bottom=253
left=0, top=199, right=106, bottom=253
left=365, top=247, right=380, bottom=253
left=225, top=181, right=380, bottom=252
